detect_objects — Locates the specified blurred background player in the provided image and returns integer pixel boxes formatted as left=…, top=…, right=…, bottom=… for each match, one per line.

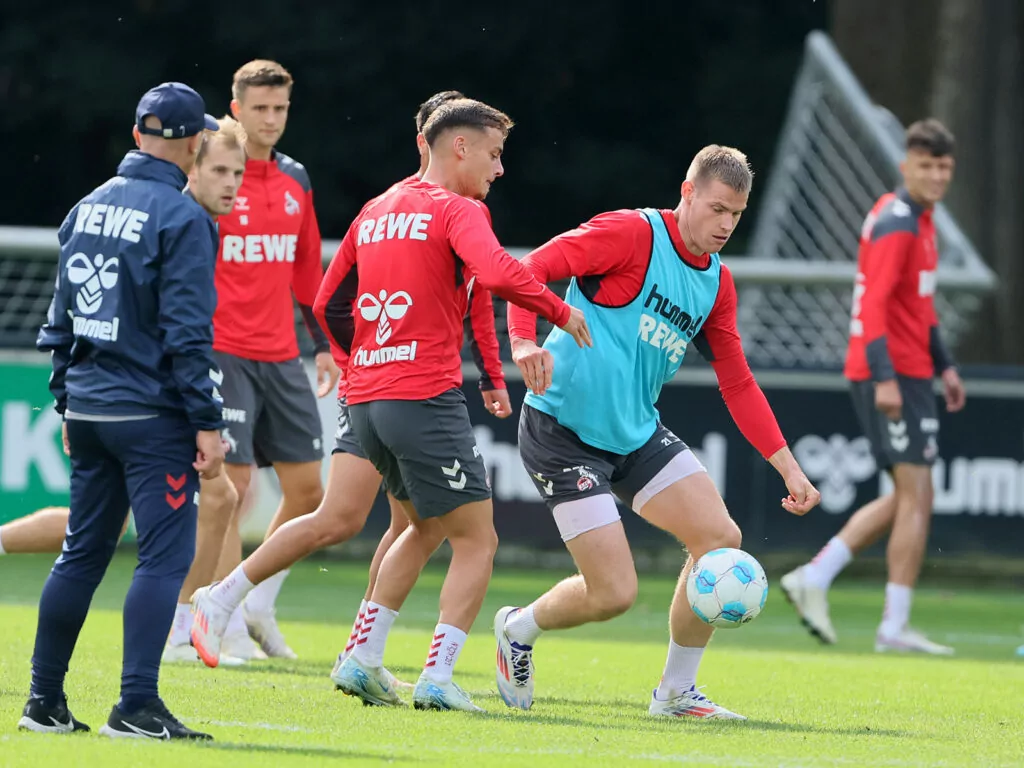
left=211, top=60, right=339, bottom=661
left=332, top=89, right=511, bottom=682
left=164, top=116, right=248, bottom=665
left=193, top=98, right=589, bottom=713
left=23, top=83, right=224, bottom=740
left=493, top=145, right=820, bottom=719
left=780, top=119, right=965, bottom=656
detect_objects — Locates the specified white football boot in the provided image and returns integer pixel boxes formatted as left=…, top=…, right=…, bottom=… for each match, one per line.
left=243, top=604, right=297, bottom=659
left=412, top=674, right=484, bottom=713
left=875, top=627, right=953, bottom=655
left=649, top=685, right=746, bottom=720
left=493, top=606, right=535, bottom=710
left=780, top=566, right=838, bottom=644
left=331, top=655, right=405, bottom=707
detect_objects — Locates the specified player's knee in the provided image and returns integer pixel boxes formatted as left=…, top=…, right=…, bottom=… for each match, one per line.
left=591, top=576, right=638, bottom=619
left=313, top=509, right=364, bottom=548
left=692, top=520, right=742, bottom=562
left=291, top=483, right=325, bottom=516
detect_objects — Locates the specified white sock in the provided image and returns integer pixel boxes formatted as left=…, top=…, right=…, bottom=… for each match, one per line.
left=880, top=583, right=913, bottom=637
left=210, top=566, right=255, bottom=611
left=504, top=605, right=542, bottom=646
left=168, top=603, right=193, bottom=646
left=226, top=605, right=248, bottom=638
left=655, top=642, right=705, bottom=699
left=351, top=601, right=398, bottom=667
left=0, top=526, right=6, bottom=555
left=803, top=537, right=852, bottom=590
left=424, top=624, right=467, bottom=684
left=343, top=599, right=368, bottom=657
left=244, top=568, right=290, bottom=614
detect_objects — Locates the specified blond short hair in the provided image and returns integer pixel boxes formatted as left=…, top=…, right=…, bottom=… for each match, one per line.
left=686, top=145, right=753, bottom=194
left=196, top=115, right=247, bottom=166
left=232, top=59, right=293, bottom=101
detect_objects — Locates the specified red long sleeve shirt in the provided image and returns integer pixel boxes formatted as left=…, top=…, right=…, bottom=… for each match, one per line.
left=844, top=188, right=950, bottom=382
left=508, top=209, right=786, bottom=459
left=213, top=151, right=324, bottom=362
left=314, top=180, right=569, bottom=405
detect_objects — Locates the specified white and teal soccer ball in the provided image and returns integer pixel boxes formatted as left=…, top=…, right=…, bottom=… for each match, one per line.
left=686, top=547, right=768, bottom=628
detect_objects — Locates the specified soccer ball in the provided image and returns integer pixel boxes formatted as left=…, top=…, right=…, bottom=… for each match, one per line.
left=686, top=547, right=768, bottom=628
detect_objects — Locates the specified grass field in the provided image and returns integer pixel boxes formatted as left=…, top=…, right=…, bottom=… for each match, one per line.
left=1, top=553, right=1023, bottom=767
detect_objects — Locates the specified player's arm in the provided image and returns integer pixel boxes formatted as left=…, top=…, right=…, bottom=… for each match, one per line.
left=465, top=286, right=505, bottom=390
left=36, top=208, right=78, bottom=415
left=506, top=211, right=640, bottom=343
left=694, top=265, right=820, bottom=515
left=445, top=198, right=587, bottom=345
left=159, top=213, right=225, bottom=432
left=927, top=289, right=966, bottom=412
left=313, top=222, right=359, bottom=362
left=291, top=187, right=338, bottom=395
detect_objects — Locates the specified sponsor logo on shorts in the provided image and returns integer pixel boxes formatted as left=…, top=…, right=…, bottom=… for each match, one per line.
left=562, top=465, right=599, bottom=493
left=223, top=407, right=246, bottom=423
left=532, top=472, right=554, bottom=496
left=887, top=420, right=909, bottom=453
left=222, top=428, right=239, bottom=455
left=441, top=458, right=467, bottom=490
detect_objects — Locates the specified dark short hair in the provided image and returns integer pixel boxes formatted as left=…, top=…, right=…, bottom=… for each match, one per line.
left=422, top=98, right=514, bottom=147
left=415, top=90, right=465, bottom=133
left=906, top=118, right=955, bottom=157
left=232, top=60, right=293, bottom=101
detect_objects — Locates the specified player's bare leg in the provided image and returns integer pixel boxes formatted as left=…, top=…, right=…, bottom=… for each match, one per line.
left=337, top=496, right=433, bottom=689
left=335, top=499, right=496, bottom=711
left=0, top=508, right=73, bottom=554
left=211, top=463, right=262, bottom=660
left=876, top=464, right=950, bottom=654
left=782, top=493, right=897, bottom=645
left=243, top=460, right=324, bottom=658
left=191, top=453, right=380, bottom=667
left=499, top=471, right=745, bottom=718
left=0, top=508, right=130, bottom=555
left=164, top=473, right=239, bottom=663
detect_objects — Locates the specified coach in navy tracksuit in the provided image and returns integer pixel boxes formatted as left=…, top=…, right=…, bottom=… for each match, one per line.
left=21, top=83, right=225, bottom=741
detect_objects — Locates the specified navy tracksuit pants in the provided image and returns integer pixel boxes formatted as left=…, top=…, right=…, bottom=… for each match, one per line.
left=30, top=415, right=199, bottom=713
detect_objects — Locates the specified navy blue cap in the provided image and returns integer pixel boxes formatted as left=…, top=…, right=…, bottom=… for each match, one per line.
left=136, top=82, right=219, bottom=139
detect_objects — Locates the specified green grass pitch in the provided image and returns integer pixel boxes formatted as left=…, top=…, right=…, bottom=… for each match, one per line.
left=1, top=553, right=1022, bottom=767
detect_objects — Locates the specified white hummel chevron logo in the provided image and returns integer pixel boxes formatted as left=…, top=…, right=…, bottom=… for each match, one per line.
left=532, top=473, right=554, bottom=496
left=209, top=368, right=224, bottom=385
left=887, top=420, right=909, bottom=452
left=441, top=459, right=466, bottom=489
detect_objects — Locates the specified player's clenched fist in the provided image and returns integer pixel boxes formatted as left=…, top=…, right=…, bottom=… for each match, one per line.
left=781, top=471, right=821, bottom=516
left=559, top=306, right=592, bottom=349
left=511, top=338, right=555, bottom=396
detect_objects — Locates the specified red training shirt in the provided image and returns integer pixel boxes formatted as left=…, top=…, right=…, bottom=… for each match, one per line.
left=214, top=150, right=324, bottom=362
left=507, top=208, right=787, bottom=460
left=314, top=180, right=570, bottom=405
left=844, top=188, right=950, bottom=382
left=329, top=174, right=506, bottom=400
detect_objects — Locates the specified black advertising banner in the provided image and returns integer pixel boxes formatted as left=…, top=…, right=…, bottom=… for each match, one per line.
left=454, top=371, right=1024, bottom=556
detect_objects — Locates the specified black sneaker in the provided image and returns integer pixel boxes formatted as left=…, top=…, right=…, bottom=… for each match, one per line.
left=97, top=698, right=212, bottom=741
left=17, top=695, right=91, bottom=734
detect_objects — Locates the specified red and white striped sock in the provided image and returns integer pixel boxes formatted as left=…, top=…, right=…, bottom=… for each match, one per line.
left=342, top=600, right=368, bottom=660
left=423, top=623, right=467, bottom=684
left=351, top=601, right=398, bottom=668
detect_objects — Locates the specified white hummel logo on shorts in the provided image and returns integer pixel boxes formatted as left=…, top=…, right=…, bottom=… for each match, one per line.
left=441, top=459, right=467, bottom=490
